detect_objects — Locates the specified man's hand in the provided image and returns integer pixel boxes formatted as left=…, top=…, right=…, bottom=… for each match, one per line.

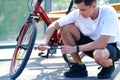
left=34, top=42, right=48, bottom=51
left=61, top=45, right=76, bottom=54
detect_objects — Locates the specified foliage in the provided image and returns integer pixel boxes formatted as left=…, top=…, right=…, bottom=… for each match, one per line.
left=0, top=0, right=29, bottom=42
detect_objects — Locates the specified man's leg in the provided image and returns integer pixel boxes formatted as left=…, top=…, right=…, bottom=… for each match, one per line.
left=60, top=23, right=88, bottom=78
left=93, top=48, right=113, bottom=67
left=60, top=23, right=81, bottom=62
left=93, top=44, right=117, bottom=79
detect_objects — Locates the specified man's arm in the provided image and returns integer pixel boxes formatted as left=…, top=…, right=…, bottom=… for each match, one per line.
left=79, top=35, right=111, bottom=52
left=44, top=21, right=60, bottom=45
left=61, top=35, right=111, bottom=54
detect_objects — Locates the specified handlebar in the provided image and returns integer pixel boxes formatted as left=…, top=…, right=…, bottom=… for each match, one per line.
left=66, top=0, right=74, bottom=14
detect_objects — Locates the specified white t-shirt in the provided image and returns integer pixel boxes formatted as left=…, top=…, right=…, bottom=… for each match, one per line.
left=57, top=5, right=120, bottom=50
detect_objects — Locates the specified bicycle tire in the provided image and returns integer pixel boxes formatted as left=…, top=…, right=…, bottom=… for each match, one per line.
left=62, top=54, right=75, bottom=65
left=62, top=52, right=85, bottom=66
left=10, top=19, right=37, bottom=79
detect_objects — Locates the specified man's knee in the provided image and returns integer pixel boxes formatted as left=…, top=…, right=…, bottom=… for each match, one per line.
left=93, top=49, right=109, bottom=64
left=60, top=23, right=75, bottom=34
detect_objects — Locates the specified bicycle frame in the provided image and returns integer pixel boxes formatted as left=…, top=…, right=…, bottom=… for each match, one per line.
left=17, top=0, right=73, bottom=57
left=34, top=0, right=51, bottom=25
left=33, top=0, right=60, bottom=45
left=33, top=0, right=73, bottom=45
left=33, top=0, right=73, bottom=57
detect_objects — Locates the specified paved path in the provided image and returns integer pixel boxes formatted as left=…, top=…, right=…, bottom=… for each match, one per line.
left=0, top=49, right=120, bottom=80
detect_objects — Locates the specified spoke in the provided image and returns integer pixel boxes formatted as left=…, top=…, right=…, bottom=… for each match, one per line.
left=14, top=49, right=26, bottom=73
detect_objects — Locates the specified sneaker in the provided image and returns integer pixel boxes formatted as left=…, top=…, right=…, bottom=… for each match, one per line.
left=97, top=62, right=115, bottom=79
left=64, top=63, right=88, bottom=78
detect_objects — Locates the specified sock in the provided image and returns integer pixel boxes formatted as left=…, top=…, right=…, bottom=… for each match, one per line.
left=78, top=61, right=83, bottom=64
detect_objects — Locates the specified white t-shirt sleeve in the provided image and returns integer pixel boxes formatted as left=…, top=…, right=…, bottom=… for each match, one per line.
left=57, top=9, right=79, bottom=27
left=100, top=6, right=119, bottom=36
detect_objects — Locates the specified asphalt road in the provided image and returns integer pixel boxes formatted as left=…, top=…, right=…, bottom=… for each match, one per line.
left=0, top=49, right=120, bottom=80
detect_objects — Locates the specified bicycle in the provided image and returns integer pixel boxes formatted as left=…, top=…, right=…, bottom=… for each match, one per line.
left=9, top=0, right=84, bottom=79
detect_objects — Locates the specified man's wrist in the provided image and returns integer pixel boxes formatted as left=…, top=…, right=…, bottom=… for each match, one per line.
left=76, top=45, right=80, bottom=53
left=44, top=39, right=49, bottom=45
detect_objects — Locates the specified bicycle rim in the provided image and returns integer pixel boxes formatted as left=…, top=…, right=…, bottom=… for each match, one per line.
left=10, top=19, right=37, bottom=79
left=62, top=52, right=85, bottom=66
left=62, top=54, right=75, bottom=65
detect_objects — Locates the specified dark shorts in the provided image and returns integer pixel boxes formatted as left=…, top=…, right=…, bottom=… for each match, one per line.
left=76, top=33, right=120, bottom=61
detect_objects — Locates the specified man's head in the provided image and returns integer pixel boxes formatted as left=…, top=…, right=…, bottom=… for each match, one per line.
left=74, top=0, right=96, bottom=6
left=74, top=0, right=97, bottom=18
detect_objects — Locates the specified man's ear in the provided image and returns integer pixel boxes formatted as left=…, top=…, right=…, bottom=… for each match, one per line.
left=92, top=3, right=97, bottom=8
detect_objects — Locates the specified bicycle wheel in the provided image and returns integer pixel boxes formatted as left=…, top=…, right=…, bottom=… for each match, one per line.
left=10, top=19, right=37, bottom=79
left=63, top=54, right=75, bottom=65
left=62, top=52, right=85, bottom=65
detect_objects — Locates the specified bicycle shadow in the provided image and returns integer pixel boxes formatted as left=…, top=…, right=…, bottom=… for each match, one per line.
left=26, top=56, right=100, bottom=80
left=0, top=55, right=119, bottom=80
left=26, top=55, right=120, bottom=80
left=0, top=75, right=11, bottom=80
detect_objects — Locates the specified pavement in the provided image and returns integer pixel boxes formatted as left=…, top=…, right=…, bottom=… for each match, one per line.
left=0, top=48, right=120, bottom=80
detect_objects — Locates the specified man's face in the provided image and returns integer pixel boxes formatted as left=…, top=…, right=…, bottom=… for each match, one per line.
left=77, top=2, right=95, bottom=18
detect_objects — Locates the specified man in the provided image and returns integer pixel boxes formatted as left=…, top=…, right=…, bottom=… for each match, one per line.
left=36, top=0, right=120, bottom=79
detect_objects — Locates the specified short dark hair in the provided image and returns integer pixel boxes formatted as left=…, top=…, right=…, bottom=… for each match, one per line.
left=74, top=0, right=96, bottom=6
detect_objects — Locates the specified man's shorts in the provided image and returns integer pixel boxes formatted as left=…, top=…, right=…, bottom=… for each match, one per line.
left=76, top=32, right=120, bottom=61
